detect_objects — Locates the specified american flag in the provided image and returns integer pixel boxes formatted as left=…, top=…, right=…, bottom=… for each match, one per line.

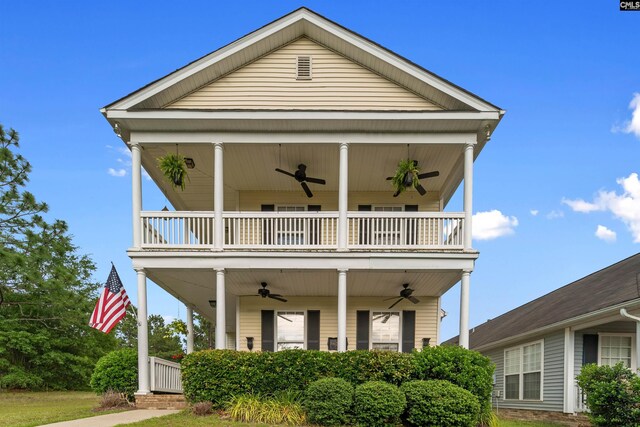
left=89, top=265, right=130, bottom=333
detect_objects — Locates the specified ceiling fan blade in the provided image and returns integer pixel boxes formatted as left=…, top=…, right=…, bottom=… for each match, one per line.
left=388, top=298, right=403, bottom=309
left=372, top=314, right=386, bottom=321
left=277, top=314, right=293, bottom=322
left=275, top=168, right=296, bottom=178
left=305, top=177, right=326, bottom=185
left=415, top=183, right=427, bottom=196
left=393, top=189, right=401, bottom=198
left=269, top=295, right=288, bottom=303
left=386, top=176, right=393, bottom=180
left=301, top=182, right=313, bottom=198
left=417, top=171, right=439, bottom=179
left=383, top=296, right=401, bottom=301
left=407, top=296, right=420, bottom=304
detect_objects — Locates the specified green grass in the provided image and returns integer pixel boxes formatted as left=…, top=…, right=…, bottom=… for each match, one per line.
left=497, top=418, right=566, bottom=427
left=0, top=391, right=125, bottom=427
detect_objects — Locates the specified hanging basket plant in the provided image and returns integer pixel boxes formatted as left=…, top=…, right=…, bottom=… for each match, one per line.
left=157, top=153, right=189, bottom=191
left=391, top=159, right=420, bottom=195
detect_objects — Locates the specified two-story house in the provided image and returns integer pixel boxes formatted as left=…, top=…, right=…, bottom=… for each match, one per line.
left=101, top=8, right=504, bottom=396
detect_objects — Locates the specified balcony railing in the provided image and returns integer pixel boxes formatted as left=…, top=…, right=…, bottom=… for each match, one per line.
left=140, top=211, right=465, bottom=251
left=149, top=356, right=182, bottom=394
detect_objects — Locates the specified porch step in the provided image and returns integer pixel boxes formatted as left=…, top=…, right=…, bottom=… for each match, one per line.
left=135, top=394, right=188, bottom=410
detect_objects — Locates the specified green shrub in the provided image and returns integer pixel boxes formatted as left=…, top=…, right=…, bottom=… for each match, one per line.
left=89, top=349, right=137, bottom=401
left=335, top=350, right=413, bottom=386
left=354, top=381, right=406, bottom=426
left=577, top=362, right=640, bottom=426
left=412, top=345, right=493, bottom=417
left=304, top=377, right=354, bottom=426
left=401, top=380, right=480, bottom=427
left=227, top=393, right=306, bottom=426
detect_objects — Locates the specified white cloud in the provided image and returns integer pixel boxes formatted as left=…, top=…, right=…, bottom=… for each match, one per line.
left=561, top=198, right=601, bottom=213
left=595, top=225, right=616, bottom=243
left=107, top=168, right=126, bottom=177
left=565, top=172, right=640, bottom=242
left=546, top=210, right=565, bottom=219
left=162, top=315, right=177, bottom=325
left=625, top=93, right=640, bottom=139
left=472, top=210, right=518, bottom=240
left=530, top=209, right=539, bottom=216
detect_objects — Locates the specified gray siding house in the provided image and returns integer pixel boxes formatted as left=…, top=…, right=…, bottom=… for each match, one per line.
left=446, top=253, right=640, bottom=416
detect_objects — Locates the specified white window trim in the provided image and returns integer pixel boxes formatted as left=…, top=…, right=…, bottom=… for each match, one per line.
left=597, top=332, right=636, bottom=370
left=371, top=205, right=404, bottom=246
left=503, top=339, right=544, bottom=401
left=370, top=310, right=402, bottom=352
left=275, top=310, right=306, bottom=351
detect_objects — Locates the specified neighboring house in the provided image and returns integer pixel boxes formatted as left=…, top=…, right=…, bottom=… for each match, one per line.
left=446, top=253, right=640, bottom=419
left=101, top=7, right=504, bottom=396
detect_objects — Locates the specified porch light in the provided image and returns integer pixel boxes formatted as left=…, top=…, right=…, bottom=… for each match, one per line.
left=113, top=122, right=121, bottom=137
left=246, top=337, right=254, bottom=351
left=208, top=300, right=216, bottom=308
left=184, top=157, right=196, bottom=169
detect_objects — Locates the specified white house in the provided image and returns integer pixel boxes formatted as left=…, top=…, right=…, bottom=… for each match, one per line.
left=101, top=7, right=504, bottom=396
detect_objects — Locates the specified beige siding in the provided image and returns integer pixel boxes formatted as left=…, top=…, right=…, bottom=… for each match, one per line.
left=167, top=38, right=441, bottom=111
left=238, top=296, right=439, bottom=352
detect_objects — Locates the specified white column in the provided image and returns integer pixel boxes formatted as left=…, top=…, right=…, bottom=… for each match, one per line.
left=563, top=327, right=575, bottom=413
left=135, top=268, right=150, bottom=394
left=131, top=142, right=142, bottom=249
left=459, top=270, right=471, bottom=349
left=636, top=322, right=640, bottom=371
left=213, top=142, right=224, bottom=250
left=338, top=143, right=349, bottom=251
left=337, top=269, right=348, bottom=352
left=215, top=268, right=226, bottom=349
left=463, top=142, right=474, bottom=250
left=186, top=306, right=194, bottom=354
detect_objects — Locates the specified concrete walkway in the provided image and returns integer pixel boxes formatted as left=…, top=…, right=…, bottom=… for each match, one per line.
left=38, top=409, right=181, bottom=427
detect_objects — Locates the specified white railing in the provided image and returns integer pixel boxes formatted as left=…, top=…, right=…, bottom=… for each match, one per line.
left=224, top=211, right=338, bottom=249
left=141, top=211, right=214, bottom=248
left=139, top=211, right=465, bottom=250
left=149, top=356, right=183, bottom=394
left=348, top=212, right=464, bottom=249
left=575, top=383, right=588, bottom=412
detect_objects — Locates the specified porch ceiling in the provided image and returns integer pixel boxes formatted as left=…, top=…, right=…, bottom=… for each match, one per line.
left=141, top=143, right=461, bottom=211
left=145, top=268, right=461, bottom=324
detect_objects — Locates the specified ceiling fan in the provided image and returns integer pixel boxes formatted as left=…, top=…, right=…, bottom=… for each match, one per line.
left=384, top=283, right=420, bottom=309
left=386, top=160, right=439, bottom=197
left=275, top=164, right=326, bottom=198
left=257, top=282, right=287, bottom=303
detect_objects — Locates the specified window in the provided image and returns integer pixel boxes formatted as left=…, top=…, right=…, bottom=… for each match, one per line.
left=372, top=206, right=403, bottom=245
left=504, top=341, right=543, bottom=400
left=276, top=311, right=304, bottom=350
left=599, top=334, right=633, bottom=368
left=371, top=311, right=400, bottom=351
left=276, top=206, right=305, bottom=245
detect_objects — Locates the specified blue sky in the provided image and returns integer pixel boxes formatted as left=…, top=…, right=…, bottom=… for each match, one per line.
left=1, top=1, right=639, bottom=341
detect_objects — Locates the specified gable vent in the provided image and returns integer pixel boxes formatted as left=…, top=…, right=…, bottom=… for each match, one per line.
left=296, top=56, right=312, bottom=80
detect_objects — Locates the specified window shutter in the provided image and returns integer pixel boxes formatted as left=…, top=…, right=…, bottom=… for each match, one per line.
left=261, top=310, right=275, bottom=352
left=261, top=204, right=275, bottom=211
left=404, top=205, right=419, bottom=245
left=404, top=205, right=418, bottom=211
left=583, top=334, right=598, bottom=365
left=307, top=310, right=320, bottom=350
left=356, top=310, right=370, bottom=350
left=261, top=205, right=274, bottom=245
left=357, top=205, right=372, bottom=245
left=402, top=310, right=416, bottom=353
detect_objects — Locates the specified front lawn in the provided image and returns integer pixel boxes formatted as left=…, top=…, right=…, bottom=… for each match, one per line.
left=498, top=419, right=566, bottom=427
left=0, top=391, right=126, bottom=427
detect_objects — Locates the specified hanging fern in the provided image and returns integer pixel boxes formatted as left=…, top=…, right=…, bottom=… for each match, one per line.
left=391, top=159, right=420, bottom=195
left=157, top=153, right=188, bottom=191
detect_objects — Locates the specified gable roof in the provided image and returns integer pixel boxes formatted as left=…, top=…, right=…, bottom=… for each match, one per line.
left=446, top=253, right=640, bottom=350
left=103, top=7, right=502, bottom=113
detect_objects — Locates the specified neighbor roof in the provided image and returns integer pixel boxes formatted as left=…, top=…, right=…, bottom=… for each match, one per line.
left=446, top=253, right=640, bottom=349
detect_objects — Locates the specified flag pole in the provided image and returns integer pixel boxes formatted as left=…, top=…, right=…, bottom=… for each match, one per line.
left=111, top=261, right=138, bottom=322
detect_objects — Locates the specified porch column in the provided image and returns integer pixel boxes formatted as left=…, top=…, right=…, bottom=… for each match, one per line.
left=186, top=306, right=194, bottom=354
left=338, top=143, right=349, bottom=251
left=563, top=327, right=575, bottom=413
left=131, top=142, right=142, bottom=249
left=337, top=269, right=348, bottom=351
left=637, top=321, right=640, bottom=371
left=135, top=267, right=150, bottom=394
left=463, top=142, right=474, bottom=250
left=459, top=270, right=471, bottom=349
left=213, top=142, right=224, bottom=250
left=215, top=268, right=226, bottom=349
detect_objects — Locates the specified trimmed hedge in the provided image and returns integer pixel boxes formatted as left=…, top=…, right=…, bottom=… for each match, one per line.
left=304, top=378, right=354, bottom=426
left=401, top=380, right=480, bottom=427
left=181, top=347, right=493, bottom=410
left=354, top=381, right=405, bottom=427
left=89, top=349, right=138, bottom=401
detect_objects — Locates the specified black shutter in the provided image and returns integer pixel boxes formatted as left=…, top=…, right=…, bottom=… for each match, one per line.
left=261, top=205, right=275, bottom=245
left=308, top=205, right=321, bottom=245
left=356, top=310, right=370, bottom=350
left=261, top=310, right=275, bottom=352
left=404, top=205, right=419, bottom=245
left=583, top=334, right=598, bottom=365
left=307, top=310, right=320, bottom=350
left=358, top=205, right=372, bottom=245
left=402, top=310, right=416, bottom=353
